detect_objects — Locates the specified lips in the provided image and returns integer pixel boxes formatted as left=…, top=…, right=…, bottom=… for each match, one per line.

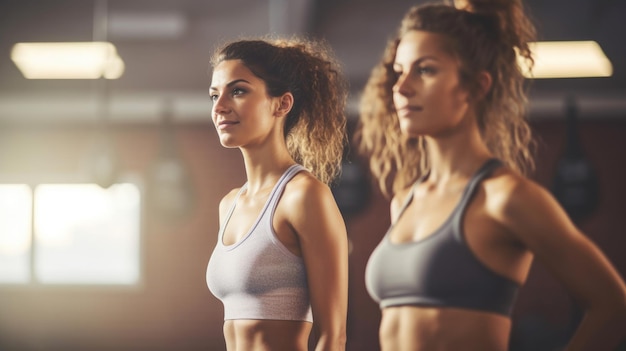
left=217, top=120, right=239, bottom=130
left=396, top=105, right=423, bottom=116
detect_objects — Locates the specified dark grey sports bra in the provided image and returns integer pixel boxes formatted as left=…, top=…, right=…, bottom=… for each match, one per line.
left=365, top=159, right=519, bottom=316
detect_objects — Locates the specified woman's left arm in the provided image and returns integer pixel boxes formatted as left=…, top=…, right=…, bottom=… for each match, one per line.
left=497, top=178, right=626, bottom=351
left=289, top=178, right=349, bottom=351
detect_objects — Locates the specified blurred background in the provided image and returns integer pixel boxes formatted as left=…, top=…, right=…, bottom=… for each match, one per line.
left=0, top=0, right=625, bottom=350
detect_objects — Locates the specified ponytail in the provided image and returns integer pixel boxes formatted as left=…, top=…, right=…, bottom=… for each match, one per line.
left=462, top=0, right=536, bottom=69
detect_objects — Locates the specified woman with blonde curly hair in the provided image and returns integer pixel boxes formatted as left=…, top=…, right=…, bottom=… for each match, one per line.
left=206, top=37, right=348, bottom=351
left=358, top=1, right=626, bottom=350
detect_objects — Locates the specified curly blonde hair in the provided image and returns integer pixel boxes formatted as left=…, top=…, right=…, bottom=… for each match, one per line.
left=211, top=36, right=348, bottom=185
left=356, top=0, right=536, bottom=197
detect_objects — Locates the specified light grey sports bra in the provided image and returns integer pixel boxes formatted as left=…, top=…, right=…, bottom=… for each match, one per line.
left=206, top=164, right=312, bottom=322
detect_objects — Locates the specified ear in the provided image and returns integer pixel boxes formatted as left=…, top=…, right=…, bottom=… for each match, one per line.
left=274, top=92, right=294, bottom=118
left=476, top=71, right=492, bottom=99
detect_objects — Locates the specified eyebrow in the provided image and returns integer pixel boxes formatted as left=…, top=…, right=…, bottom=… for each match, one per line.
left=209, top=78, right=251, bottom=91
left=394, top=55, right=440, bottom=68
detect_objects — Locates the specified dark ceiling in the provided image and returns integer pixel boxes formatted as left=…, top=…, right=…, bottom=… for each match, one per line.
left=0, top=0, right=624, bottom=124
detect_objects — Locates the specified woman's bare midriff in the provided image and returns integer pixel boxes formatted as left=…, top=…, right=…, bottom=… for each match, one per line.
left=379, top=306, right=511, bottom=351
left=223, top=319, right=312, bottom=351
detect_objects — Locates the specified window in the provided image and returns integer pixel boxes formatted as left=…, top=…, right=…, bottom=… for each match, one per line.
left=0, top=183, right=141, bottom=285
left=0, top=184, right=32, bottom=284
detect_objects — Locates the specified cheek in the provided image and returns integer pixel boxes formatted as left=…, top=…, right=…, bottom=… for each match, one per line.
left=449, top=90, right=468, bottom=110
left=211, top=105, right=217, bottom=121
left=439, top=83, right=469, bottom=116
left=453, top=90, right=470, bottom=116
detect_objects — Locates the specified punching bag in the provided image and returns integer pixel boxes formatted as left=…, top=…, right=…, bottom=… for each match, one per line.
left=551, top=96, right=599, bottom=222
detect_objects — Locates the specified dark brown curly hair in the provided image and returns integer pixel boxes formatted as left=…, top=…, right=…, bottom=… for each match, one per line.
left=211, top=36, right=348, bottom=185
left=356, top=0, right=537, bottom=197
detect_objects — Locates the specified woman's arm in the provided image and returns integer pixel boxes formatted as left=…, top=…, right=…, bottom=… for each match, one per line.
left=494, top=176, right=626, bottom=351
left=287, top=176, right=349, bottom=351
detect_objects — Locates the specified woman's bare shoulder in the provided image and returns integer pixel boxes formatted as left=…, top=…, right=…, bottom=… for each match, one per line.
left=481, top=167, right=575, bottom=241
left=482, top=167, right=547, bottom=212
left=286, top=169, right=329, bottom=194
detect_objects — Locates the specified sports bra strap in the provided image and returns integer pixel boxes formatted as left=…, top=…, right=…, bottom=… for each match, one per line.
left=392, top=159, right=502, bottom=225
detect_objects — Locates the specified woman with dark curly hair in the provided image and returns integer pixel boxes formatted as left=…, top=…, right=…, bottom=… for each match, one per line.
left=358, top=1, right=626, bottom=350
left=206, top=37, right=349, bottom=351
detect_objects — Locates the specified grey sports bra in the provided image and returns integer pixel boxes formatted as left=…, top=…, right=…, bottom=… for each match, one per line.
left=365, top=159, right=519, bottom=316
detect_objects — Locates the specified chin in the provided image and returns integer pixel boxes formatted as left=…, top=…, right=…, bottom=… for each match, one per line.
left=218, top=137, right=241, bottom=149
left=399, top=124, right=424, bottom=138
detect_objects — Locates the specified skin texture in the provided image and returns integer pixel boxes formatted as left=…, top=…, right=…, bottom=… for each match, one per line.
left=210, top=59, right=348, bottom=351
left=375, top=30, right=626, bottom=351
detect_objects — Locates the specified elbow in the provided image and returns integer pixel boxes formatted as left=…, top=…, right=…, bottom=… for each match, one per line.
left=317, top=335, right=347, bottom=351
left=316, top=328, right=347, bottom=350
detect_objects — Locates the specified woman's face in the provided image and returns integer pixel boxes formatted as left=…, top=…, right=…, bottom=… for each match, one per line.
left=210, top=59, right=278, bottom=148
left=392, top=30, right=471, bottom=138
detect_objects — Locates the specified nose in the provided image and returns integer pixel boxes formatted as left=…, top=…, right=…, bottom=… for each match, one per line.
left=212, top=94, right=231, bottom=116
left=393, top=72, right=415, bottom=97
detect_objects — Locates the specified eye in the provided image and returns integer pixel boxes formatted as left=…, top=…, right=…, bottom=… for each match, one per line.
left=418, top=66, right=437, bottom=75
left=232, top=87, right=246, bottom=96
left=209, top=93, right=219, bottom=102
left=392, top=69, right=403, bottom=82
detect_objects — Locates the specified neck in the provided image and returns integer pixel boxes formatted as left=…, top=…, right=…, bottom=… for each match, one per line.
left=240, top=143, right=295, bottom=196
left=424, top=120, right=492, bottom=186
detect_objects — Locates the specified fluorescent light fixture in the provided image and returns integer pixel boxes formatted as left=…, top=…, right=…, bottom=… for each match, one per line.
left=11, top=42, right=125, bottom=79
left=109, top=12, right=187, bottom=39
left=518, top=41, right=613, bottom=79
